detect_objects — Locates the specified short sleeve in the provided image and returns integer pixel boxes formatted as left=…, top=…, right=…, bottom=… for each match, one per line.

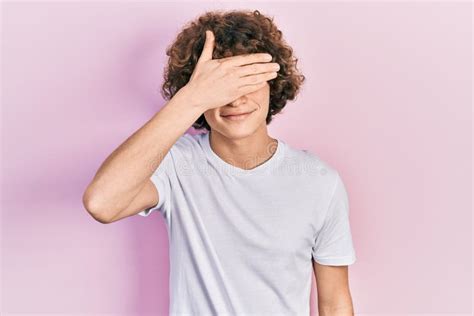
left=137, top=145, right=175, bottom=219
left=312, top=172, right=357, bottom=266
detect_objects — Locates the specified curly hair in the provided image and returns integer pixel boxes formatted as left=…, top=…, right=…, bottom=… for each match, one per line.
left=161, top=9, right=306, bottom=131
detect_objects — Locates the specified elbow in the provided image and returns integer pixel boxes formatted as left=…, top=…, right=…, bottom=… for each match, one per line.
left=82, top=189, right=114, bottom=224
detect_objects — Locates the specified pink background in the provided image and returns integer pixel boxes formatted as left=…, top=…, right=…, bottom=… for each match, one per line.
left=2, top=1, right=472, bottom=315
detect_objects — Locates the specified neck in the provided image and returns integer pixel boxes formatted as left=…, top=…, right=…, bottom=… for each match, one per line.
left=208, top=127, right=278, bottom=170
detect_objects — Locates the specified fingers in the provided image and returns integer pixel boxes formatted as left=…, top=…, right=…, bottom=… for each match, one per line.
left=197, top=30, right=215, bottom=64
left=223, top=53, right=273, bottom=67
left=238, top=71, right=278, bottom=87
left=237, top=81, right=269, bottom=95
left=235, top=62, right=280, bottom=77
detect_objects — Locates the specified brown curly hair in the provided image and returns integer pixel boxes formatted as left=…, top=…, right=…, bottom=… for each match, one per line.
left=161, top=9, right=306, bottom=131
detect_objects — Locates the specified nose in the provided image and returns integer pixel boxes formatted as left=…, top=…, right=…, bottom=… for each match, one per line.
left=229, top=95, right=247, bottom=107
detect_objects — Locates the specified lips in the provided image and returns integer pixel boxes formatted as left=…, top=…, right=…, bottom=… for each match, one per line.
left=221, top=109, right=255, bottom=121
left=221, top=111, right=253, bottom=117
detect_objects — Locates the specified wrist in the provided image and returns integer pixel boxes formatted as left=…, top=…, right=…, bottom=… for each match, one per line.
left=174, top=84, right=208, bottom=114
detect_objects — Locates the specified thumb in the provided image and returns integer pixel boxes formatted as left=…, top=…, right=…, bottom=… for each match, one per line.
left=197, top=30, right=214, bottom=64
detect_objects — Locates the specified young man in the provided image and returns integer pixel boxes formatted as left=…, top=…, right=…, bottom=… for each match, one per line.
left=83, top=10, right=357, bottom=315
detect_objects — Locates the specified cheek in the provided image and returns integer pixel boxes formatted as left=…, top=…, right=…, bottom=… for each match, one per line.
left=255, top=95, right=270, bottom=115
left=256, top=104, right=269, bottom=120
left=203, top=109, right=221, bottom=125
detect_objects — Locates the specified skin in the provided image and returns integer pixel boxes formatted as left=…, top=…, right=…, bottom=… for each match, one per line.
left=313, top=261, right=355, bottom=315
left=204, top=70, right=356, bottom=315
left=82, top=30, right=278, bottom=222
left=82, top=29, right=354, bottom=314
left=203, top=82, right=278, bottom=171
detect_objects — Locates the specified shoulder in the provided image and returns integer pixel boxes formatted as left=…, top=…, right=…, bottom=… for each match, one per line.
left=281, top=142, right=344, bottom=197
left=167, top=132, right=207, bottom=166
left=171, top=132, right=202, bottom=149
left=168, top=132, right=206, bottom=154
left=283, top=143, right=339, bottom=178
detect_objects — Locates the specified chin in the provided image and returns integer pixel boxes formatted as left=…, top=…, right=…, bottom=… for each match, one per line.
left=207, top=121, right=258, bottom=140
left=217, top=126, right=256, bottom=140
left=205, top=110, right=266, bottom=139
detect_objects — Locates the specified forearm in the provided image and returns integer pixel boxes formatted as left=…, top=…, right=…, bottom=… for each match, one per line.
left=83, top=86, right=203, bottom=219
left=318, top=297, right=354, bottom=316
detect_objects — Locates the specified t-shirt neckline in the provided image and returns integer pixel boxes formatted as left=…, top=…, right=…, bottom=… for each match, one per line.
left=201, top=131, right=285, bottom=177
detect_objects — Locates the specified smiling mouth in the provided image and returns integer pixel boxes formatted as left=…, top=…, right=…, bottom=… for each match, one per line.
left=221, top=110, right=255, bottom=121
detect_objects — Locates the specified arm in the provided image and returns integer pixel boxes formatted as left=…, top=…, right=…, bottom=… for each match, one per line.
left=82, top=88, right=203, bottom=223
left=82, top=30, right=278, bottom=223
left=313, top=260, right=355, bottom=316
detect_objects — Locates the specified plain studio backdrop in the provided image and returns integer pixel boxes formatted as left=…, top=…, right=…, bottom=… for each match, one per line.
left=1, top=1, right=472, bottom=315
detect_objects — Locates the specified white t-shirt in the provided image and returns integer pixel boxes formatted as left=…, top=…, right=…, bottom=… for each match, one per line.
left=138, top=132, right=356, bottom=315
